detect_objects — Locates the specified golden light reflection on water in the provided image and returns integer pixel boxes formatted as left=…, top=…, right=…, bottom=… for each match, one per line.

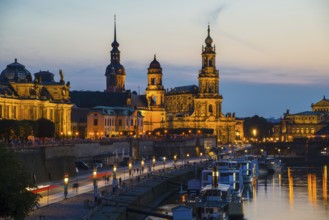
left=288, top=167, right=294, bottom=208
left=323, top=165, right=328, bottom=207
left=308, top=173, right=317, bottom=206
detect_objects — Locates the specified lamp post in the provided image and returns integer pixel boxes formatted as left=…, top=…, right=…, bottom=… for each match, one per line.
left=186, top=153, right=190, bottom=165
left=93, top=167, right=98, bottom=203
left=152, top=156, right=156, bottom=171
left=174, top=155, right=177, bottom=165
left=200, top=152, right=203, bottom=163
left=64, top=173, right=69, bottom=199
left=128, top=160, right=132, bottom=178
left=112, top=164, right=117, bottom=193
left=141, top=159, right=144, bottom=174
left=163, top=157, right=166, bottom=169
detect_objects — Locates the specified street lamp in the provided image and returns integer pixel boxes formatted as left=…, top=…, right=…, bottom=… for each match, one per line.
left=112, top=164, right=118, bottom=193
left=152, top=156, right=156, bottom=171
left=200, top=152, right=203, bottom=162
left=174, top=155, right=177, bottom=164
left=64, top=173, right=69, bottom=199
left=186, top=153, right=190, bottom=165
left=128, top=160, right=132, bottom=177
left=141, top=159, right=144, bottom=173
left=113, top=164, right=117, bottom=180
left=163, top=157, right=166, bottom=169
left=93, top=167, right=98, bottom=203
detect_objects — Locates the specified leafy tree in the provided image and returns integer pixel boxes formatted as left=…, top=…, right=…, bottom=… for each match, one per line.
left=0, top=145, right=40, bottom=219
left=0, top=120, right=18, bottom=143
left=243, top=115, right=273, bottom=139
left=35, top=118, right=55, bottom=138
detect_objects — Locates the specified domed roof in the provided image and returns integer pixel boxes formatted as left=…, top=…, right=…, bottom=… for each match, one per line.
left=34, top=70, right=55, bottom=83
left=0, top=58, right=33, bottom=83
left=105, top=62, right=126, bottom=76
left=149, top=55, right=161, bottom=69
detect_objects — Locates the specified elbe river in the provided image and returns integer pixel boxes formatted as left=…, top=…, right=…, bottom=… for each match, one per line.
left=154, top=165, right=328, bottom=220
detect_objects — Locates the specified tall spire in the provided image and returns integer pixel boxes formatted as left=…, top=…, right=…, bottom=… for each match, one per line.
left=114, top=14, right=117, bottom=42
left=111, top=15, right=119, bottom=49
left=205, top=24, right=213, bottom=46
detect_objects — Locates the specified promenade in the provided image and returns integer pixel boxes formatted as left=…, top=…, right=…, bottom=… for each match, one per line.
left=26, top=160, right=208, bottom=220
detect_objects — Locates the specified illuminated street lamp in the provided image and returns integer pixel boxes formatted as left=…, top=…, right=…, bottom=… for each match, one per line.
left=141, top=159, right=145, bottom=173
left=64, top=173, right=69, bottom=199
left=163, top=157, right=166, bottom=169
left=152, top=156, right=156, bottom=171
left=174, top=155, right=177, bottom=164
left=113, top=164, right=117, bottom=180
left=128, top=160, right=132, bottom=177
left=112, top=164, right=118, bottom=193
left=200, top=152, right=203, bottom=162
left=186, top=153, right=190, bottom=164
left=93, top=167, right=98, bottom=202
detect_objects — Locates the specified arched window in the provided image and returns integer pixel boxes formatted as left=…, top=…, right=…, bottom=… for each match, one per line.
left=209, top=105, right=213, bottom=113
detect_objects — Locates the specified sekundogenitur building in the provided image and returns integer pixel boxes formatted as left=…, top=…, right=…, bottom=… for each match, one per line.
left=0, top=19, right=244, bottom=144
left=0, top=60, right=72, bottom=135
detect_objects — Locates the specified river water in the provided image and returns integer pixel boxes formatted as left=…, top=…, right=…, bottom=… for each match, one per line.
left=152, top=165, right=329, bottom=220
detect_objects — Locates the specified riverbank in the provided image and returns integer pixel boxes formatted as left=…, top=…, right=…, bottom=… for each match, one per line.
left=26, top=162, right=209, bottom=220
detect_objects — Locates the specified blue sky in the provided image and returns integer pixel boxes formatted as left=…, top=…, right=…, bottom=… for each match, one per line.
left=0, top=0, right=328, bottom=118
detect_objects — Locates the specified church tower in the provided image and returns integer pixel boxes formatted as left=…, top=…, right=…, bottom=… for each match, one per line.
left=105, top=16, right=126, bottom=92
left=194, top=25, right=222, bottom=118
left=145, top=55, right=165, bottom=107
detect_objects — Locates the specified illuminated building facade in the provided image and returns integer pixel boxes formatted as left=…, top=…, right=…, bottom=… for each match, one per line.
left=165, top=26, right=243, bottom=143
left=71, top=20, right=243, bottom=143
left=273, top=96, right=329, bottom=142
left=86, top=106, right=143, bottom=138
left=0, top=59, right=72, bottom=135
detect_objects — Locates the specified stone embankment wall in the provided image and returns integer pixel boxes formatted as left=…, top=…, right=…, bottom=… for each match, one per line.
left=91, top=165, right=207, bottom=220
left=15, top=137, right=214, bottom=184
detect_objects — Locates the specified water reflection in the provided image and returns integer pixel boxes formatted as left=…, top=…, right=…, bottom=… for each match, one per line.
left=244, top=165, right=329, bottom=220
left=288, top=167, right=294, bottom=208
left=323, top=165, right=328, bottom=207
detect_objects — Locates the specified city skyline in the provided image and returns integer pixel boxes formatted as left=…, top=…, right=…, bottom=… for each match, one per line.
left=1, top=0, right=328, bottom=118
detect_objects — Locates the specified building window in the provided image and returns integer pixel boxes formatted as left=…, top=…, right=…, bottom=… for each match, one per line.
left=94, top=119, right=98, bottom=126
left=151, top=78, right=156, bottom=85
left=118, top=119, right=122, bottom=126
left=209, top=105, right=213, bottom=113
left=131, top=119, right=134, bottom=126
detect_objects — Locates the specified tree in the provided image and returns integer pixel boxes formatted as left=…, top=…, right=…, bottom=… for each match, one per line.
left=0, top=145, right=40, bottom=219
left=35, top=118, right=55, bottom=138
left=243, top=115, right=273, bottom=139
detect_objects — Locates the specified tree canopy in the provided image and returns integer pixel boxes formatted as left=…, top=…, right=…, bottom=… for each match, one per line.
left=0, top=145, right=40, bottom=219
left=0, top=118, right=55, bottom=143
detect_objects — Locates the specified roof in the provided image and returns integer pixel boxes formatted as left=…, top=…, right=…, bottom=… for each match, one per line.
left=131, top=94, right=148, bottom=107
left=312, top=96, right=329, bottom=107
left=292, top=111, right=326, bottom=116
left=0, top=58, right=32, bottom=83
left=89, top=106, right=142, bottom=117
left=166, top=85, right=198, bottom=95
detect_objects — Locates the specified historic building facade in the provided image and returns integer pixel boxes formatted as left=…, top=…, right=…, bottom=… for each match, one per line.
left=0, top=59, right=72, bottom=135
left=70, top=20, right=243, bottom=143
left=165, top=26, right=243, bottom=144
left=105, top=16, right=126, bottom=93
left=86, top=106, right=143, bottom=138
left=273, top=96, right=329, bottom=142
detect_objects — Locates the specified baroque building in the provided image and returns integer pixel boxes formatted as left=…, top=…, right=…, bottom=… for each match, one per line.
left=70, top=19, right=243, bottom=143
left=0, top=59, right=72, bottom=135
left=273, top=96, right=329, bottom=142
left=165, top=26, right=243, bottom=144
left=105, top=16, right=126, bottom=92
